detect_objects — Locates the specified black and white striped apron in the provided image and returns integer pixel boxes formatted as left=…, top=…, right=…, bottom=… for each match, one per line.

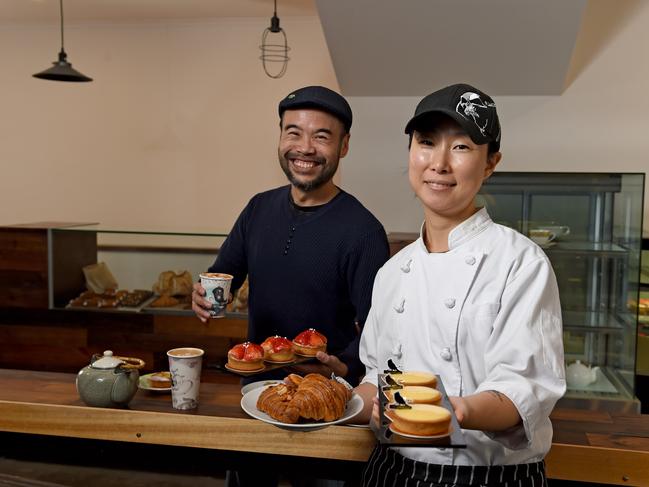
left=361, top=445, right=547, bottom=487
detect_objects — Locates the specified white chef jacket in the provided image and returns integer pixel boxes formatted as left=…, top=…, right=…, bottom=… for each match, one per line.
left=360, top=208, right=566, bottom=466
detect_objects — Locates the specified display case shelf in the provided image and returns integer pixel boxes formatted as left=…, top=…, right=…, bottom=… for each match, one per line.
left=478, top=172, right=644, bottom=412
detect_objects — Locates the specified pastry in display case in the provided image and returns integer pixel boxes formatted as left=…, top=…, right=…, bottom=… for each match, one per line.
left=478, top=172, right=644, bottom=412
left=48, top=225, right=238, bottom=316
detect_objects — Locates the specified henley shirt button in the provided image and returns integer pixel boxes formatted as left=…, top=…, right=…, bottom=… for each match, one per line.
left=444, top=298, right=456, bottom=309
left=465, top=256, right=476, bottom=265
left=440, top=347, right=452, bottom=361
left=291, top=227, right=296, bottom=231
left=283, top=250, right=288, bottom=255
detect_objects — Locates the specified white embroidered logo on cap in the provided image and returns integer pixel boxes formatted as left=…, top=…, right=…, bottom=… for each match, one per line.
left=456, top=91, right=496, bottom=137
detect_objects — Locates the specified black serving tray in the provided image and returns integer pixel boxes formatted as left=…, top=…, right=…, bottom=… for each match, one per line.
left=207, top=355, right=317, bottom=377
left=371, top=373, right=466, bottom=448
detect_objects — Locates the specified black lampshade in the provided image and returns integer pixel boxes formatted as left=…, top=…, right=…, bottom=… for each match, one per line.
left=33, top=49, right=92, bottom=82
left=33, top=0, right=93, bottom=83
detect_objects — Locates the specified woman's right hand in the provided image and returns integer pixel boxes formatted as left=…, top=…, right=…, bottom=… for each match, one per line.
left=191, top=282, right=212, bottom=323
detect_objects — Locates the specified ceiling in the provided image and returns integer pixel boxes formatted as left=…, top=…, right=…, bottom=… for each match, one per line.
left=315, top=0, right=588, bottom=96
left=0, top=0, right=317, bottom=22
left=4, top=0, right=596, bottom=96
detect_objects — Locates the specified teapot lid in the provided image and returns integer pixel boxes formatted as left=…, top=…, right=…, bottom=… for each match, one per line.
left=91, top=350, right=124, bottom=369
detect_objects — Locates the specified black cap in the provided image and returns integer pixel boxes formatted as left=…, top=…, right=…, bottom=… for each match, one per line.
left=278, top=86, right=353, bottom=133
left=404, top=83, right=501, bottom=151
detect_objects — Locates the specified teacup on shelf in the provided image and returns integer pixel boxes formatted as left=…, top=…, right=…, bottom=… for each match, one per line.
left=541, top=225, right=570, bottom=238
left=529, top=228, right=556, bottom=246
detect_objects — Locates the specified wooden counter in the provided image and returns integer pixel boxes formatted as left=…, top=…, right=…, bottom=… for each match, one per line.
left=2, top=370, right=649, bottom=486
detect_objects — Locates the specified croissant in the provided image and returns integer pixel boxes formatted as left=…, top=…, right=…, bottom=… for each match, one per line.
left=256, top=373, right=351, bottom=424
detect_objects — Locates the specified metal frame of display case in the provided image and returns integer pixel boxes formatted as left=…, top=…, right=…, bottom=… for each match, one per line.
left=479, top=172, right=645, bottom=413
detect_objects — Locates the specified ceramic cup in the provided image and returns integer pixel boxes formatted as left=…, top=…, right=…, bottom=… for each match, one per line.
left=539, top=225, right=570, bottom=238
left=167, top=347, right=204, bottom=410
left=199, top=272, right=233, bottom=318
left=529, top=228, right=556, bottom=246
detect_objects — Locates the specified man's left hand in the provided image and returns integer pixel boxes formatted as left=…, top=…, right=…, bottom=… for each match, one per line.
left=289, top=351, right=348, bottom=378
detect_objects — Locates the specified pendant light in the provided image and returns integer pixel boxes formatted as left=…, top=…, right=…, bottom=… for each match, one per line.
left=33, top=0, right=92, bottom=82
left=259, top=0, right=290, bottom=79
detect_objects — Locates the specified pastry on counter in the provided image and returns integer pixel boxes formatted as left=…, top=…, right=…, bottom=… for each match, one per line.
left=256, top=373, right=351, bottom=424
left=149, top=371, right=172, bottom=389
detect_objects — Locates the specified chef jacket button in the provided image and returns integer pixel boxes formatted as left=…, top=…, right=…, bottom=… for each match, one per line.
left=440, top=347, right=452, bottom=361
left=444, top=298, right=456, bottom=309
left=465, top=256, right=476, bottom=265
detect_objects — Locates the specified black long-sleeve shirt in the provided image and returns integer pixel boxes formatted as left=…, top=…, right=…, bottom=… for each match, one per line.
left=208, top=185, right=389, bottom=384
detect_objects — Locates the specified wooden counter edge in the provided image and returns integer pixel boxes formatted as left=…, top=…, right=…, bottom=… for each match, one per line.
left=546, top=442, right=649, bottom=486
left=0, top=400, right=375, bottom=462
left=3, top=399, right=649, bottom=485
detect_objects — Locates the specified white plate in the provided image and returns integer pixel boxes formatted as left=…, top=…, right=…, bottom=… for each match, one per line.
left=240, top=386, right=363, bottom=431
left=240, top=380, right=284, bottom=396
left=138, top=373, right=171, bottom=393
left=388, top=423, right=451, bottom=440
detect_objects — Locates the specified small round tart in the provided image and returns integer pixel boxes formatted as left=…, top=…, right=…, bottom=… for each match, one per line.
left=384, top=386, right=441, bottom=405
left=292, top=328, right=327, bottom=356
left=149, top=371, right=172, bottom=389
left=227, top=342, right=265, bottom=371
left=388, top=371, right=437, bottom=388
left=261, top=336, right=295, bottom=362
left=386, top=404, right=451, bottom=436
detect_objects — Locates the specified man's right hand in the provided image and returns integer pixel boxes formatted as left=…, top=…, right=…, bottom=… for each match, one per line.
left=191, top=282, right=212, bottom=323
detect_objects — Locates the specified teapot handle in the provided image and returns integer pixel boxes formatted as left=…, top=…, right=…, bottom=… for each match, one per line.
left=113, top=356, right=145, bottom=369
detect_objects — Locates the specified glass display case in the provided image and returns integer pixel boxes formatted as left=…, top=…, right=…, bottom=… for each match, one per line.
left=477, top=172, right=645, bottom=412
left=47, top=224, right=241, bottom=316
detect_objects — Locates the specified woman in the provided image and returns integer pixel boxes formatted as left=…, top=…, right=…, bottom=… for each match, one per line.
left=355, top=83, right=566, bottom=487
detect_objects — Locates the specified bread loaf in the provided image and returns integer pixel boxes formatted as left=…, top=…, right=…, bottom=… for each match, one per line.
left=152, top=270, right=193, bottom=296
left=256, top=373, right=351, bottom=424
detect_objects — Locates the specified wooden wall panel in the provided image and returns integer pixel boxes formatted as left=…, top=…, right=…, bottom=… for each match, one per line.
left=153, top=314, right=247, bottom=339
left=0, top=229, right=48, bottom=308
left=0, top=324, right=87, bottom=347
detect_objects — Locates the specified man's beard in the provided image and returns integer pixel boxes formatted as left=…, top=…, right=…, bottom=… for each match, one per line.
left=279, top=151, right=339, bottom=193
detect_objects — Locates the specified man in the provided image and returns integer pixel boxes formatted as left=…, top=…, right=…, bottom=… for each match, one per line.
left=192, top=85, right=390, bottom=386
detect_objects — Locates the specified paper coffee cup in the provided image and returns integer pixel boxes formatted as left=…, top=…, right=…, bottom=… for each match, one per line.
left=199, top=272, right=233, bottom=318
left=167, top=347, right=204, bottom=410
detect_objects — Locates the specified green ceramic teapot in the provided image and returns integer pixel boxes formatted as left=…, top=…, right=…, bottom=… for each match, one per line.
left=76, top=350, right=145, bottom=408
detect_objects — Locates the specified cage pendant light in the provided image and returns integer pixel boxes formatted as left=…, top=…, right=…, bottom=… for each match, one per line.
left=33, top=0, right=93, bottom=82
left=259, top=0, right=290, bottom=79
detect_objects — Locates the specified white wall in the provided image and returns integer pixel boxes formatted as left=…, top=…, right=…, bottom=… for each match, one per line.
left=343, top=2, right=649, bottom=233
left=0, top=17, right=338, bottom=232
